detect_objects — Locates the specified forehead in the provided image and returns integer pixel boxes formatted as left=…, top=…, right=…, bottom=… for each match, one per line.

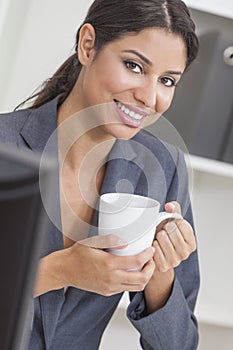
left=104, top=27, right=187, bottom=71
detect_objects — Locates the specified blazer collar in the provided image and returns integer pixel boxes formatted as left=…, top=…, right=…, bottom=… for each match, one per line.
left=19, top=96, right=60, bottom=153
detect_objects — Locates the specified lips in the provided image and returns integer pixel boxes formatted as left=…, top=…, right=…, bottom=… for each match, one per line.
left=114, top=100, right=149, bottom=128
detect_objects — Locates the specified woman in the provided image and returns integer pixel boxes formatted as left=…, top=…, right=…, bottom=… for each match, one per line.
left=0, top=0, right=200, bottom=349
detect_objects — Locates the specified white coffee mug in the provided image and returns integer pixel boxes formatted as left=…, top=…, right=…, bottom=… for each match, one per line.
left=99, top=193, right=182, bottom=257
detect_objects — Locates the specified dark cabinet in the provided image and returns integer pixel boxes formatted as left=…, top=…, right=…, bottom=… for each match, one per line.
left=147, top=10, right=233, bottom=164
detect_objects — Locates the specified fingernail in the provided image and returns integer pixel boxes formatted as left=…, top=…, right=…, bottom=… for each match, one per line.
left=170, top=203, right=176, bottom=211
left=165, top=221, right=177, bottom=234
left=151, top=247, right=155, bottom=254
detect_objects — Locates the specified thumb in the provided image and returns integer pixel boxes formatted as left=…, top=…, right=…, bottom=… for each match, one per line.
left=164, top=201, right=181, bottom=214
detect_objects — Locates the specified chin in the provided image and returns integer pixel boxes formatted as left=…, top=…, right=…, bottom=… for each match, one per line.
left=102, top=123, right=140, bottom=140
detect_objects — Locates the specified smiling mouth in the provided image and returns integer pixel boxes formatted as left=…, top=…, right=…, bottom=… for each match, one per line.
left=113, top=100, right=151, bottom=128
left=115, top=101, right=145, bottom=120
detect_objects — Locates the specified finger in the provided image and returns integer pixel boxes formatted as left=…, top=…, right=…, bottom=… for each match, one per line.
left=156, top=230, right=176, bottom=261
left=175, top=220, right=197, bottom=252
left=155, top=228, right=190, bottom=269
left=164, top=221, right=188, bottom=257
left=120, top=259, right=155, bottom=287
left=152, top=239, right=170, bottom=272
left=164, top=201, right=182, bottom=215
left=156, top=202, right=182, bottom=233
left=165, top=219, right=196, bottom=249
left=156, top=218, right=172, bottom=233
left=164, top=220, right=196, bottom=259
left=115, top=247, right=155, bottom=271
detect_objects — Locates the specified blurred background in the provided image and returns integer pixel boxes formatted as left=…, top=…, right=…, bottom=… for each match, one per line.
left=0, top=0, right=233, bottom=349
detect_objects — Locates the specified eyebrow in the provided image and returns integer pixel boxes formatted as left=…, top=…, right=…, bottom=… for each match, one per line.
left=122, top=49, right=183, bottom=75
left=165, top=70, right=182, bottom=75
left=122, top=49, right=153, bottom=66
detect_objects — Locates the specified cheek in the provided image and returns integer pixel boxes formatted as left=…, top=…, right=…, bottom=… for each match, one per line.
left=94, top=59, right=134, bottom=94
left=102, top=69, right=134, bottom=94
left=157, top=89, right=175, bottom=114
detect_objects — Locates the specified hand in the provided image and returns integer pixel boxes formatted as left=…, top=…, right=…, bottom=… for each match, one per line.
left=152, top=201, right=196, bottom=272
left=143, top=201, right=196, bottom=313
left=63, top=243, right=155, bottom=296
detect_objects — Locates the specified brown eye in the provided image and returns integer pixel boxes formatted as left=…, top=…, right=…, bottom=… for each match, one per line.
left=124, top=60, right=143, bottom=74
left=160, top=76, right=176, bottom=87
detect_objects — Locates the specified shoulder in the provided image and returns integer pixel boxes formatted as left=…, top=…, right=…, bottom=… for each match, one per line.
left=0, top=109, right=31, bottom=144
left=0, top=108, right=31, bottom=124
left=132, top=130, right=184, bottom=171
left=0, top=96, right=60, bottom=148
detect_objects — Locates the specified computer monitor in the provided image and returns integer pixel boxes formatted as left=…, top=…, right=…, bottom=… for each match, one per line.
left=0, top=143, right=56, bottom=350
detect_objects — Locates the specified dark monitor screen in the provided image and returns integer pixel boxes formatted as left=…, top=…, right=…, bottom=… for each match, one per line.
left=0, top=143, right=56, bottom=350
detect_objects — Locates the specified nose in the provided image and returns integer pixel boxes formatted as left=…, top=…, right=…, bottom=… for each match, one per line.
left=133, top=78, right=157, bottom=110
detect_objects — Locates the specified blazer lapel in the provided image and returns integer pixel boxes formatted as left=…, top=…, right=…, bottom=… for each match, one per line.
left=100, top=138, right=145, bottom=195
left=88, top=138, right=144, bottom=235
left=20, top=98, right=66, bottom=348
left=19, top=97, right=59, bottom=153
left=20, top=97, right=64, bottom=252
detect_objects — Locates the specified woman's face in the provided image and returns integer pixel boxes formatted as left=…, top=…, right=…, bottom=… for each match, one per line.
left=75, top=26, right=187, bottom=140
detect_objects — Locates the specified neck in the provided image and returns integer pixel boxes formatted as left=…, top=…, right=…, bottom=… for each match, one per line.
left=57, top=91, right=116, bottom=171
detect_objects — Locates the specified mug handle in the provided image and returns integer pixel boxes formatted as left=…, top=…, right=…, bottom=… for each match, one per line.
left=156, top=211, right=183, bottom=226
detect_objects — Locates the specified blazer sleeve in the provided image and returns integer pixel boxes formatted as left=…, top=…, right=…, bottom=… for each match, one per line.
left=127, top=148, right=200, bottom=350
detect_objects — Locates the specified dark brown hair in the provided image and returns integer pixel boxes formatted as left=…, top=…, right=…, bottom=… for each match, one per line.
left=19, top=0, right=199, bottom=109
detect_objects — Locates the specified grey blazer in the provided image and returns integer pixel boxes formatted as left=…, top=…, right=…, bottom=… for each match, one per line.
left=0, top=97, right=200, bottom=350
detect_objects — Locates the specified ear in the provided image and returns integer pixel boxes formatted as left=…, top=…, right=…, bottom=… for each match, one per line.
left=77, top=23, right=96, bottom=66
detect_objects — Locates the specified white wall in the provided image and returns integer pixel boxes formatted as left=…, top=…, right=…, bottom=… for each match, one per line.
left=186, top=0, right=233, bottom=19
left=0, top=0, right=92, bottom=112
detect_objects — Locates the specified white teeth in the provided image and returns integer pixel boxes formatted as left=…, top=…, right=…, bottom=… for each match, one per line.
left=129, top=111, right=135, bottom=117
left=116, top=102, right=143, bottom=120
